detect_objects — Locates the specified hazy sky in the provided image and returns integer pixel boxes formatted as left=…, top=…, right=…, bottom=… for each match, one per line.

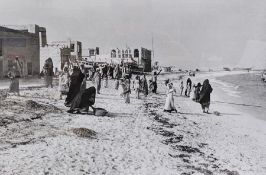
left=1, top=0, right=266, bottom=69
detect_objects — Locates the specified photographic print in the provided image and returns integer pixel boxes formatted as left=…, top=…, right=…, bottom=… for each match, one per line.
left=0, top=0, right=266, bottom=174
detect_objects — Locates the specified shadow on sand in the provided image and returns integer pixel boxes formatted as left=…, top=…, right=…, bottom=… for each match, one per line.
left=177, top=112, right=204, bottom=116
left=212, top=112, right=240, bottom=116
left=107, top=112, right=132, bottom=118
left=213, top=100, right=263, bottom=108
left=66, top=111, right=132, bottom=118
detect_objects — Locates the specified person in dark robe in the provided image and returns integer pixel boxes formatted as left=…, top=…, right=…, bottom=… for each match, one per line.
left=115, top=77, right=120, bottom=90
left=141, top=75, right=148, bottom=97
left=195, top=82, right=202, bottom=102
left=199, top=79, right=213, bottom=113
left=185, top=78, right=192, bottom=97
left=67, top=86, right=96, bottom=114
left=149, top=79, right=154, bottom=93
left=151, top=70, right=162, bottom=93
left=43, top=58, right=54, bottom=88
left=102, top=64, right=108, bottom=88
left=152, top=71, right=158, bottom=93
left=180, top=81, right=184, bottom=96
left=164, top=79, right=170, bottom=86
left=108, top=65, right=114, bottom=79
left=66, top=65, right=96, bottom=114
left=65, top=66, right=85, bottom=107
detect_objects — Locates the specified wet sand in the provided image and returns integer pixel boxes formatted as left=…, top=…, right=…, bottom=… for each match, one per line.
left=215, top=72, right=266, bottom=121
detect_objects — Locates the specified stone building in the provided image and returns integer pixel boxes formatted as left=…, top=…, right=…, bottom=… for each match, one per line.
left=140, top=47, right=152, bottom=72
left=110, top=47, right=152, bottom=72
left=111, top=47, right=133, bottom=59
left=0, top=24, right=46, bottom=78
left=40, top=40, right=82, bottom=72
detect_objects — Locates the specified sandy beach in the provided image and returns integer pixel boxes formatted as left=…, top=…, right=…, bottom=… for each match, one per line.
left=0, top=71, right=266, bottom=175
left=2, top=0, right=266, bottom=174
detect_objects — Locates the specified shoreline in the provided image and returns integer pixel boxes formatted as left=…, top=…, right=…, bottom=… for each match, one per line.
left=159, top=71, right=266, bottom=174
left=214, top=72, right=266, bottom=121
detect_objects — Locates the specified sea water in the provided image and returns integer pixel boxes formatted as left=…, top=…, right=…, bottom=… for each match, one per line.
left=216, top=73, right=266, bottom=120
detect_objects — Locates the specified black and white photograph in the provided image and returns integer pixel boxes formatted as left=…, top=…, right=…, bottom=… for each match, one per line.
left=0, top=0, right=266, bottom=174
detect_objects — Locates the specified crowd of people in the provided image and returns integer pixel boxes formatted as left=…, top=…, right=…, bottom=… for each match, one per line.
left=177, top=77, right=213, bottom=113
left=5, top=57, right=213, bottom=115
left=45, top=59, right=162, bottom=114
left=162, top=76, right=213, bottom=114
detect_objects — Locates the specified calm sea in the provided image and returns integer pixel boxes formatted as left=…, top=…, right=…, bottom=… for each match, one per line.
left=216, top=73, right=266, bottom=120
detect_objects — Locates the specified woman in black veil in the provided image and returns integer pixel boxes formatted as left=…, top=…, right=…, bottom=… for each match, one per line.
left=65, top=66, right=96, bottom=114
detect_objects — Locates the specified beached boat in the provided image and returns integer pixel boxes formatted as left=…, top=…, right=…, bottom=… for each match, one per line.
left=223, top=67, right=231, bottom=71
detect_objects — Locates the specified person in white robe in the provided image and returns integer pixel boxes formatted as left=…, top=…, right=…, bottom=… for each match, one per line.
left=163, top=82, right=177, bottom=113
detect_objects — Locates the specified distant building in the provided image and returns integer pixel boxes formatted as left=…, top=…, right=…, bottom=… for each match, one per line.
left=111, top=47, right=133, bottom=59
left=110, top=47, right=152, bottom=72
left=140, top=47, right=152, bottom=72
left=162, top=67, right=172, bottom=72
left=0, top=24, right=47, bottom=78
left=40, top=40, right=82, bottom=71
